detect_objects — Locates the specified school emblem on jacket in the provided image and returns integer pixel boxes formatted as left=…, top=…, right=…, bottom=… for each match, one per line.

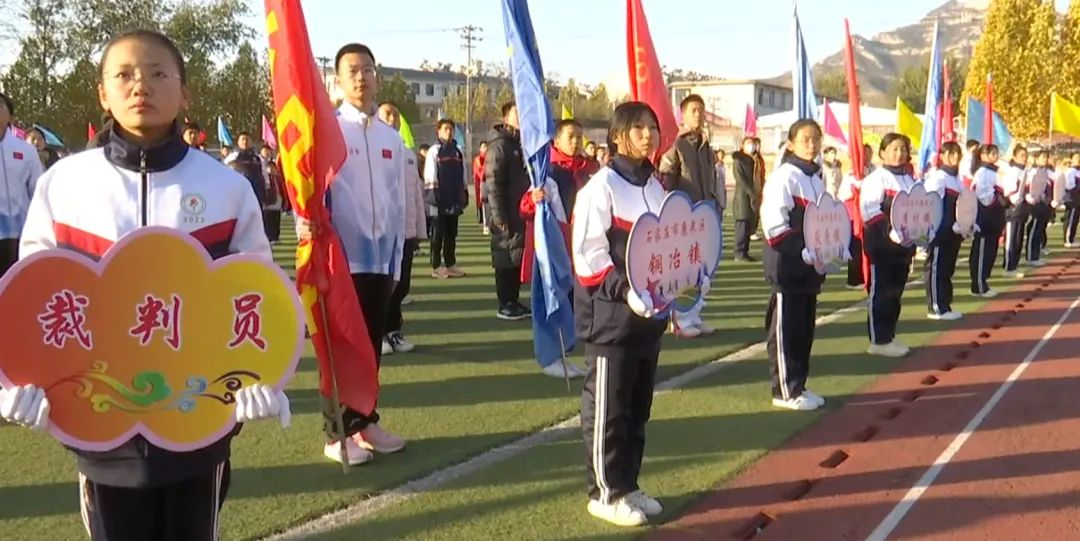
left=181, top=193, right=207, bottom=223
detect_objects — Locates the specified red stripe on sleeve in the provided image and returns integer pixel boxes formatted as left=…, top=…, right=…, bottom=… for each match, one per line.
left=577, top=264, right=613, bottom=287
left=53, top=223, right=114, bottom=258
left=612, top=216, right=634, bottom=231
left=189, top=219, right=238, bottom=249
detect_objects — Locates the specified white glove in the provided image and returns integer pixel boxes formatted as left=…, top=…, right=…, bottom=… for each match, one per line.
left=0, top=385, right=50, bottom=430
left=1025, top=194, right=1036, bottom=206
left=952, top=221, right=963, bottom=235
left=889, top=229, right=904, bottom=245
left=801, top=247, right=816, bottom=266
left=235, top=385, right=291, bottom=428
left=627, top=289, right=656, bottom=319
left=1052, top=200, right=1060, bottom=208
left=974, top=223, right=982, bottom=234
left=698, top=276, right=711, bottom=297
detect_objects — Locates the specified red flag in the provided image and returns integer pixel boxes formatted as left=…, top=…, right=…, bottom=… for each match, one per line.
left=941, top=59, right=954, bottom=143
left=743, top=103, right=758, bottom=136
left=265, top=0, right=378, bottom=416
left=984, top=73, right=994, bottom=144
left=844, top=19, right=871, bottom=291
left=627, top=0, right=677, bottom=161
left=87, top=123, right=96, bottom=142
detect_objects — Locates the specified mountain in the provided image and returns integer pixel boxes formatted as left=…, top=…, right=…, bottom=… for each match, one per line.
left=770, top=0, right=988, bottom=108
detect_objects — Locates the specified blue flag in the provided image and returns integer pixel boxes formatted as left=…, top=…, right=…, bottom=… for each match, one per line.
left=966, top=97, right=1013, bottom=155
left=501, top=0, right=575, bottom=368
left=217, top=116, right=234, bottom=147
left=793, top=2, right=817, bottom=120
left=917, top=20, right=943, bottom=174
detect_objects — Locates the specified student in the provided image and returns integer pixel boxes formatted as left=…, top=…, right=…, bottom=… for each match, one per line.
left=861, top=134, right=918, bottom=357
left=761, top=119, right=837, bottom=411
left=1000, top=146, right=1029, bottom=278
left=821, top=146, right=843, bottom=199
left=1064, top=152, right=1080, bottom=248
left=424, top=118, right=468, bottom=279
left=0, top=91, right=43, bottom=276
left=923, top=142, right=967, bottom=320
left=959, top=139, right=979, bottom=189
left=574, top=102, right=668, bottom=527
left=182, top=121, right=201, bottom=147
left=1024, top=150, right=1053, bottom=267
left=299, top=42, right=407, bottom=465
left=659, top=94, right=720, bottom=338
left=378, top=101, right=426, bottom=355
left=473, top=140, right=488, bottom=225
left=549, top=118, right=596, bottom=218
left=486, top=103, right=532, bottom=321
left=838, top=143, right=874, bottom=289
left=2, top=29, right=287, bottom=541
left=418, top=143, right=434, bottom=240
left=969, top=144, right=1006, bottom=297
left=262, top=160, right=283, bottom=243
left=224, top=132, right=268, bottom=208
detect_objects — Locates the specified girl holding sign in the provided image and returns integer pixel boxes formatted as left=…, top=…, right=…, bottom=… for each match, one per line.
left=861, top=134, right=918, bottom=357
left=761, top=119, right=835, bottom=411
left=923, top=142, right=966, bottom=321
left=1000, top=147, right=1030, bottom=278
left=1, top=30, right=288, bottom=541
left=970, top=144, right=1007, bottom=297
left=573, top=102, right=668, bottom=527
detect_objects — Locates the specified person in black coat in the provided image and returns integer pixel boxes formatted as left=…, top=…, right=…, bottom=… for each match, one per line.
left=485, top=103, right=532, bottom=321
left=732, top=137, right=765, bottom=261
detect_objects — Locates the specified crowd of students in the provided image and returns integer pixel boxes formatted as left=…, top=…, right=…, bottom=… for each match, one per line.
left=2, top=26, right=1080, bottom=537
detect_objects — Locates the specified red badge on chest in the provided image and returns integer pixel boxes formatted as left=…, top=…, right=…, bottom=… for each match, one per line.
left=12, top=152, right=23, bottom=160
left=382, top=149, right=392, bottom=159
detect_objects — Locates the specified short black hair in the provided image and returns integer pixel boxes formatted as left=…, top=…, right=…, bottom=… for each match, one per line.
left=966, top=139, right=980, bottom=150
left=823, top=146, right=837, bottom=154
left=335, top=43, right=376, bottom=72
left=99, top=29, right=187, bottom=84
left=608, top=101, right=660, bottom=157
left=555, top=118, right=581, bottom=136
left=478, top=140, right=488, bottom=146
left=0, top=91, right=13, bottom=116
left=437, top=118, right=455, bottom=130
left=378, top=100, right=398, bottom=109
left=237, top=131, right=251, bottom=139
left=679, top=94, right=705, bottom=112
left=183, top=121, right=200, bottom=132
left=585, top=140, right=596, bottom=148
left=501, top=102, right=516, bottom=118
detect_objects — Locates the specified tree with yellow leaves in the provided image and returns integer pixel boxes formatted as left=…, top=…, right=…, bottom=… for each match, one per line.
left=1060, top=0, right=1080, bottom=104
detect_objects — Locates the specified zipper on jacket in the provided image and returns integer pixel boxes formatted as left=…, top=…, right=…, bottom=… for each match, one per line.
left=361, top=122, right=379, bottom=261
left=139, top=151, right=149, bottom=227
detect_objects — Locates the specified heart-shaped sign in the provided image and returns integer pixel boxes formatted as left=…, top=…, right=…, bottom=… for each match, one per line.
left=890, top=183, right=943, bottom=248
left=803, top=193, right=852, bottom=274
left=955, top=189, right=978, bottom=237
left=0, top=227, right=303, bottom=452
left=626, top=191, right=723, bottom=315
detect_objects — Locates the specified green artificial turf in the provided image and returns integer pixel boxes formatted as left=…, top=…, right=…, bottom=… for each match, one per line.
left=0, top=214, right=1052, bottom=541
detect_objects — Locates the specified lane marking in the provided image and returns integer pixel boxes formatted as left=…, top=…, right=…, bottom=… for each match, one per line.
left=866, top=294, right=1080, bottom=541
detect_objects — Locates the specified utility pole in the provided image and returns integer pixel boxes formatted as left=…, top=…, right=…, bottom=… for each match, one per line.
left=457, top=25, right=482, bottom=166
left=316, top=56, right=332, bottom=96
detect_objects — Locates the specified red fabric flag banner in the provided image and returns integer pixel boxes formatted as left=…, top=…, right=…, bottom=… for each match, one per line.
left=626, top=0, right=677, bottom=161
left=844, top=19, right=872, bottom=292
left=743, top=103, right=758, bottom=137
left=941, top=58, right=954, bottom=144
left=984, top=73, right=994, bottom=144
left=264, top=0, right=378, bottom=416
left=87, top=123, right=96, bottom=143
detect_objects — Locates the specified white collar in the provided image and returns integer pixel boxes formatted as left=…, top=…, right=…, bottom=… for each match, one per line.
left=338, top=102, right=375, bottom=125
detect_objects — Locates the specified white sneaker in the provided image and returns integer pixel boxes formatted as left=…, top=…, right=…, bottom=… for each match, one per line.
left=401, top=296, right=415, bottom=306
left=673, top=326, right=702, bottom=339
left=772, top=394, right=820, bottom=411
left=695, top=322, right=717, bottom=335
left=323, top=438, right=374, bottom=466
left=1028, top=259, right=1047, bottom=268
left=587, top=498, right=648, bottom=527
left=542, top=361, right=586, bottom=379
left=381, top=339, right=393, bottom=356
left=387, top=332, right=415, bottom=353
left=626, top=490, right=663, bottom=517
left=801, top=389, right=826, bottom=407
left=868, top=342, right=909, bottom=357
left=750, top=233, right=762, bottom=241
left=927, top=311, right=963, bottom=321
left=1003, top=270, right=1025, bottom=279
left=891, top=339, right=911, bottom=354
left=1043, top=247, right=1051, bottom=256
left=977, top=289, right=1000, bottom=298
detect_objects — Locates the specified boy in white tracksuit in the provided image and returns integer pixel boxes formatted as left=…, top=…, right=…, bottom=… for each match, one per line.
left=0, top=91, right=44, bottom=275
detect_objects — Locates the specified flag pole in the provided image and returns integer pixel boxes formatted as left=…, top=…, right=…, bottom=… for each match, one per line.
left=317, top=296, right=351, bottom=475
left=1049, top=92, right=1055, bottom=149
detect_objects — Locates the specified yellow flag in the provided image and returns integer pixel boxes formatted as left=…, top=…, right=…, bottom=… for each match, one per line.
left=1051, top=92, right=1080, bottom=137
left=561, top=104, right=573, bottom=120
left=895, top=97, right=923, bottom=152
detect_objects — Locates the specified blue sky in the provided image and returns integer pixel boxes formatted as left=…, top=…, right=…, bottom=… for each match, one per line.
left=248, top=0, right=1070, bottom=86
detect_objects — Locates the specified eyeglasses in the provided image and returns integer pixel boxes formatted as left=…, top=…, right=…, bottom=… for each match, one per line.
left=105, top=68, right=180, bottom=87
left=343, top=66, right=377, bottom=79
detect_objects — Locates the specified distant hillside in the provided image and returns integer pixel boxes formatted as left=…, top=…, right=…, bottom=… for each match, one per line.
left=769, top=0, right=987, bottom=107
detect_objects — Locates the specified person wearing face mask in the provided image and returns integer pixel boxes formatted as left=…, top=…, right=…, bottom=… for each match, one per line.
left=923, top=142, right=967, bottom=321
left=761, top=119, right=839, bottom=412
left=861, top=134, right=919, bottom=357
left=573, top=101, right=668, bottom=527
left=732, top=136, right=764, bottom=261
left=658, top=94, right=718, bottom=338
left=1000, top=146, right=1030, bottom=278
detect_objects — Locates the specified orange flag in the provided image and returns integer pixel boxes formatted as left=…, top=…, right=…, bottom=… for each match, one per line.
left=626, top=0, right=677, bottom=161
left=265, top=0, right=378, bottom=415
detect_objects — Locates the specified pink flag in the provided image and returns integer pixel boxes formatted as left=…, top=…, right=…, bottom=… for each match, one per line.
left=261, top=114, right=278, bottom=150
left=822, top=99, right=848, bottom=146
left=742, top=103, right=757, bottom=136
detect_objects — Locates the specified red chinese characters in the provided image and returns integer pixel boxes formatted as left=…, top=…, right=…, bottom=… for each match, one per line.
left=688, top=241, right=702, bottom=266
left=38, top=289, right=93, bottom=350
left=669, top=248, right=682, bottom=271
left=129, top=294, right=182, bottom=350
left=648, top=253, right=664, bottom=276
left=228, top=293, right=267, bottom=351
